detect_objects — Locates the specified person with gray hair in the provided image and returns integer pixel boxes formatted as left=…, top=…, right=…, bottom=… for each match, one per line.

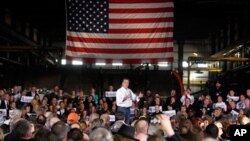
left=46, top=116, right=60, bottom=129
left=89, top=127, right=114, bottom=141
left=89, top=113, right=100, bottom=123
left=100, top=113, right=110, bottom=127
left=11, top=119, right=33, bottom=141
left=134, top=118, right=149, bottom=141
left=91, top=118, right=103, bottom=129
left=50, top=121, right=68, bottom=141
left=84, top=113, right=100, bottom=132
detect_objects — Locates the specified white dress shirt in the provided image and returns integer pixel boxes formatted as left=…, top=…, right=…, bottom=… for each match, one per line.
left=31, top=92, right=36, bottom=97
left=14, top=93, right=21, bottom=102
left=116, top=87, right=136, bottom=107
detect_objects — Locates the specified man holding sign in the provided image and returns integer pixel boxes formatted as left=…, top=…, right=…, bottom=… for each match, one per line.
left=116, top=78, right=136, bottom=124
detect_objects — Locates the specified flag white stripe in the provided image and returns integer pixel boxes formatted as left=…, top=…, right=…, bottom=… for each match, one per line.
left=66, top=41, right=173, bottom=49
left=109, top=2, right=174, bottom=9
left=67, top=31, right=173, bottom=39
left=110, top=12, right=173, bottom=19
left=66, top=50, right=172, bottom=59
left=109, top=22, right=173, bottom=29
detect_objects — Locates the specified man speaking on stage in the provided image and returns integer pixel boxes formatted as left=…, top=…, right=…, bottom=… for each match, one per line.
left=116, top=78, right=137, bottom=124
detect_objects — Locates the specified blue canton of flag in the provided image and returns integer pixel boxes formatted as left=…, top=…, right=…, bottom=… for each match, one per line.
left=66, top=0, right=109, bottom=33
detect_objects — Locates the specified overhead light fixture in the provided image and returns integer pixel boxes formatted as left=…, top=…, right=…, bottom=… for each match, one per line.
left=72, top=60, right=83, bottom=65
left=96, top=62, right=106, bottom=66
left=158, top=62, right=168, bottom=67
left=182, top=61, right=188, bottom=68
left=193, top=53, right=198, bottom=56
left=55, top=59, right=58, bottom=63
left=141, top=63, right=152, bottom=66
left=112, top=63, right=123, bottom=66
left=197, top=63, right=208, bottom=68
left=61, top=59, right=66, bottom=65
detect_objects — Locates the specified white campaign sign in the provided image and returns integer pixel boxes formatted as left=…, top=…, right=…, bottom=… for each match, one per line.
left=227, top=96, right=239, bottom=102
left=148, top=106, right=162, bottom=113
left=163, top=110, right=176, bottom=117
left=21, top=96, right=34, bottom=103
left=109, top=115, right=116, bottom=122
left=0, top=109, right=7, bottom=116
left=105, top=91, right=117, bottom=97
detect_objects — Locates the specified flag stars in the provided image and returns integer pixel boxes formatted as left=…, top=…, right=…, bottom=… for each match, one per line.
left=67, top=0, right=108, bottom=33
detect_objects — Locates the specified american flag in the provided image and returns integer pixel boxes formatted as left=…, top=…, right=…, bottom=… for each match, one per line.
left=66, top=0, right=174, bottom=64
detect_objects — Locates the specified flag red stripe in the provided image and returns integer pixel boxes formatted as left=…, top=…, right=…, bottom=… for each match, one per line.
left=66, top=56, right=174, bottom=64
left=110, top=0, right=172, bottom=3
left=109, top=7, right=173, bottom=13
left=109, top=27, right=173, bottom=34
left=67, top=36, right=173, bottom=44
left=67, top=46, right=173, bottom=54
left=109, top=17, right=173, bottom=23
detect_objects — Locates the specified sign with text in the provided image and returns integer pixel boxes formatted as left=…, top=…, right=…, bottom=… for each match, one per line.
left=227, top=96, right=239, bottom=102
left=105, top=91, right=117, bottom=98
left=163, top=110, right=176, bottom=117
left=214, top=103, right=226, bottom=109
left=148, top=106, right=162, bottom=113
left=109, top=115, right=115, bottom=122
left=21, top=96, right=34, bottom=103
left=0, top=109, right=7, bottom=116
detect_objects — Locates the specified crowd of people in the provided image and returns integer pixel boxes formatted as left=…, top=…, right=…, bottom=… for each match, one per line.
left=0, top=79, right=249, bottom=141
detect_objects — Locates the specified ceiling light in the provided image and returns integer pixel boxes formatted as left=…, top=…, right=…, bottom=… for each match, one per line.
left=112, top=63, right=122, bottom=66
left=193, top=53, right=198, bottom=56
left=141, top=63, right=152, bottom=66
left=61, top=59, right=66, bottom=65
left=182, top=61, right=188, bottom=68
left=96, top=62, right=106, bottom=66
left=158, top=62, right=168, bottom=67
left=72, top=60, right=83, bottom=65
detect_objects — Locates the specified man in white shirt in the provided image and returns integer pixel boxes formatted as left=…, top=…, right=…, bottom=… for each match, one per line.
left=116, top=78, right=136, bottom=124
